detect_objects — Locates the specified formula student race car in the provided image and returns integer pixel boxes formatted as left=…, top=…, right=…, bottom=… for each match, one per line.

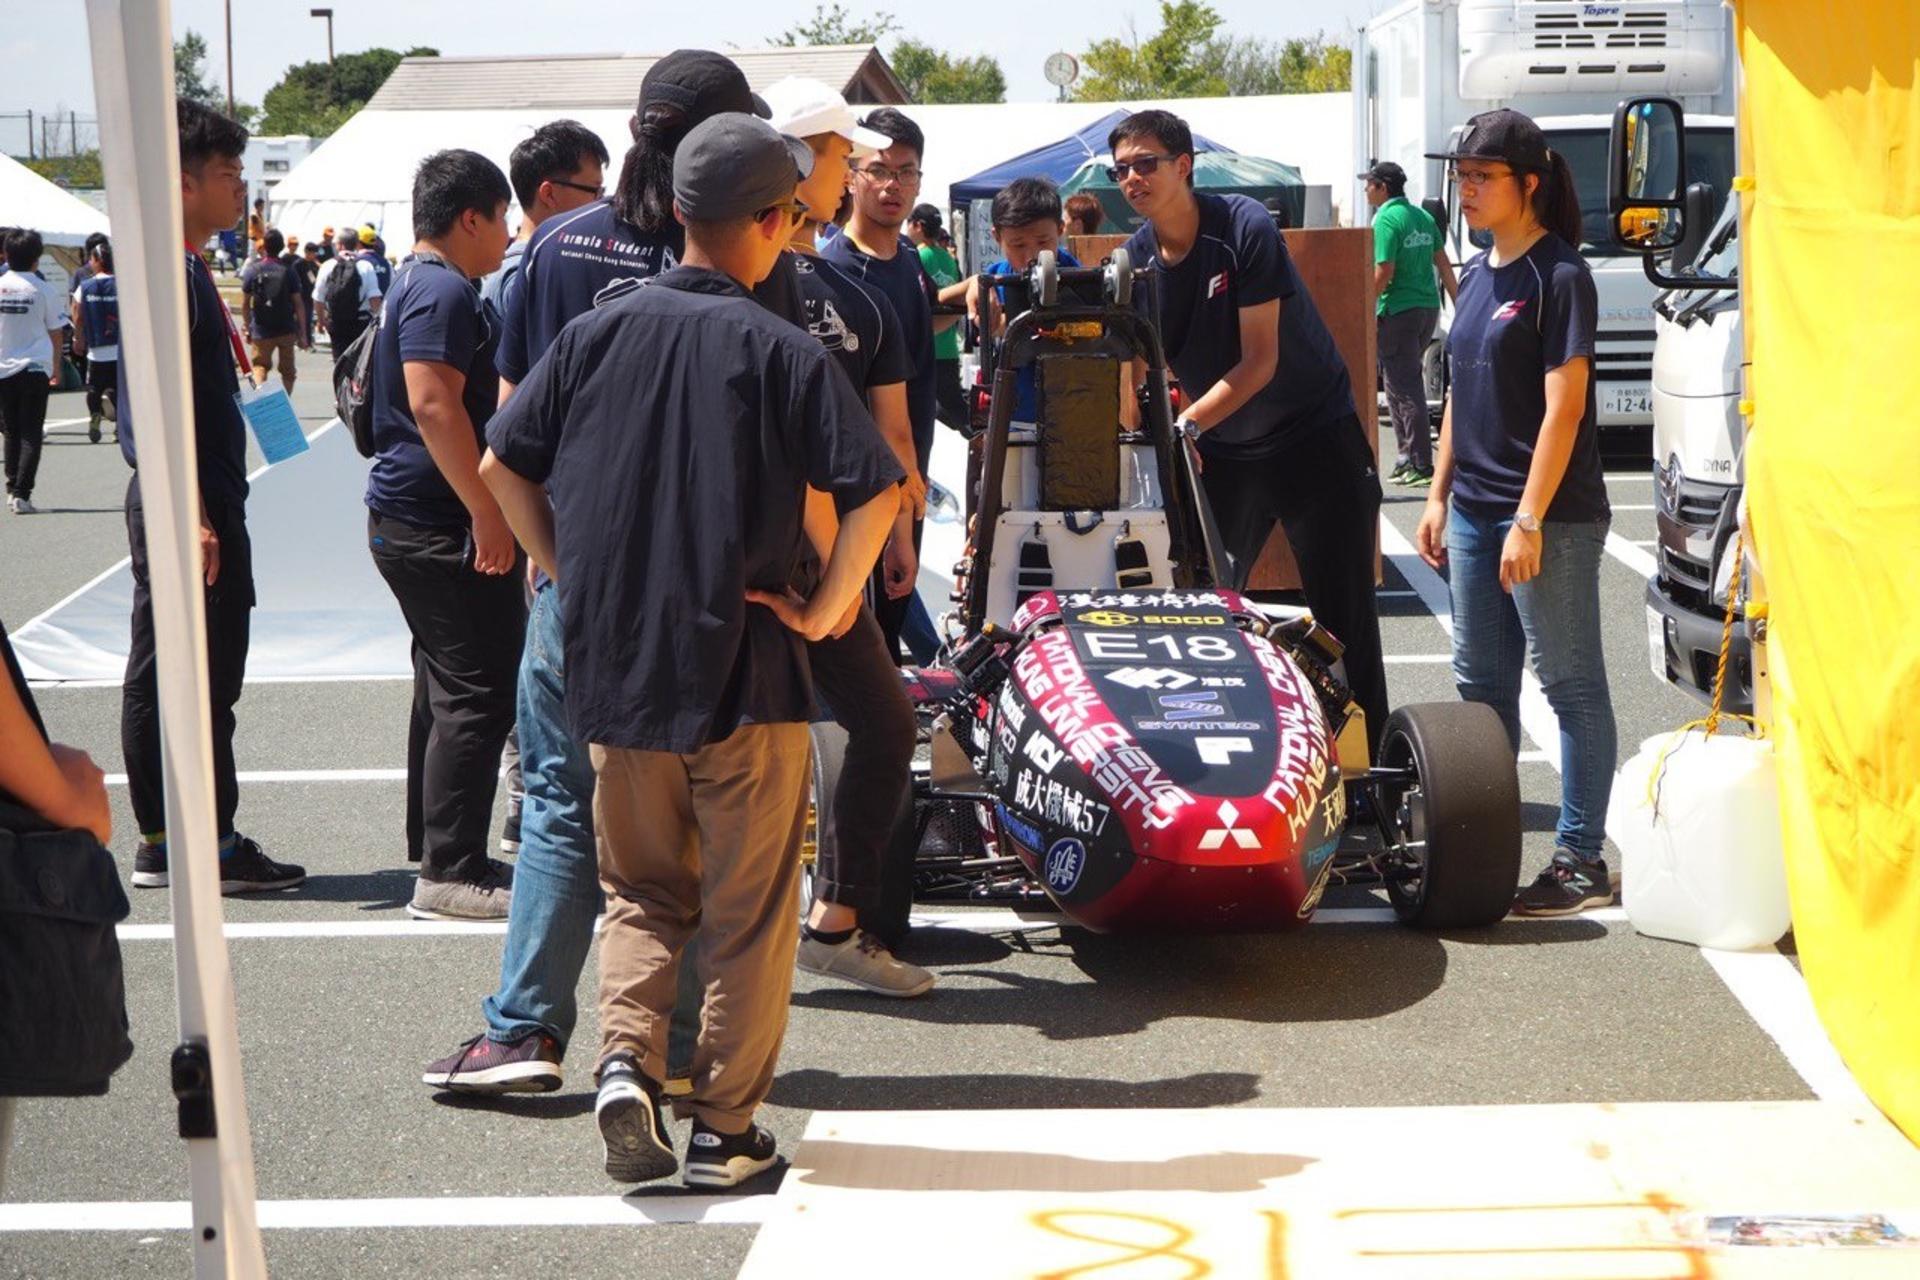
left=811, top=250, right=1520, bottom=935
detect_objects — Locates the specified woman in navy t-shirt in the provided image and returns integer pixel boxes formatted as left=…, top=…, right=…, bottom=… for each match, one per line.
left=1414, top=108, right=1619, bottom=918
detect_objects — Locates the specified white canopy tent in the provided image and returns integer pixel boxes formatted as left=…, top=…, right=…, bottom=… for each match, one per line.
left=266, top=92, right=1353, bottom=249
left=0, top=151, right=111, bottom=248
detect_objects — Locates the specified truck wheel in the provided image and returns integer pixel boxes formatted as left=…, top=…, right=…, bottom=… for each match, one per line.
left=1106, top=247, right=1133, bottom=307
left=1377, top=703, right=1520, bottom=928
left=1034, top=249, right=1059, bottom=307
left=802, top=721, right=849, bottom=918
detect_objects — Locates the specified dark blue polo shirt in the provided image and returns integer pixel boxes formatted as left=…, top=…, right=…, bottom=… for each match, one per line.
left=793, top=252, right=910, bottom=397
left=118, top=251, right=251, bottom=514
left=1127, top=193, right=1355, bottom=459
left=819, top=230, right=936, bottom=469
left=1447, top=234, right=1608, bottom=523
left=496, top=200, right=681, bottom=385
left=485, top=266, right=907, bottom=753
left=365, top=254, right=500, bottom=529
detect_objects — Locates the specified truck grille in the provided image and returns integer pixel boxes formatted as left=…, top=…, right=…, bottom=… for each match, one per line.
left=1660, top=545, right=1712, bottom=608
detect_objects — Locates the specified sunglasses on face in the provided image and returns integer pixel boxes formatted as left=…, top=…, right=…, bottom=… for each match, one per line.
left=755, top=200, right=809, bottom=229
left=1107, top=154, right=1172, bottom=181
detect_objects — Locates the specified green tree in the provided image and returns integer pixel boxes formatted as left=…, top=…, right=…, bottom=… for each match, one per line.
left=175, top=28, right=260, bottom=127
left=1074, top=1, right=1228, bottom=102
left=257, top=46, right=438, bottom=138
left=22, top=153, right=104, bottom=189
left=890, top=39, right=1006, bottom=104
left=1196, top=32, right=1352, bottom=96
left=775, top=3, right=898, bottom=46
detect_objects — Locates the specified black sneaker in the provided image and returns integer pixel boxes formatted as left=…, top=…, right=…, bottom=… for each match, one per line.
left=131, top=843, right=168, bottom=888
left=219, top=836, right=307, bottom=894
left=422, top=1032, right=562, bottom=1094
left=596, top=1056, right=676, bottom=1184
left=88, top=413, right=102, bottom=444
left=684, top=1121, right=778, bottom=1189
left=500, top=804, right=522, bottom=855
left=1512, top=852, right=1614, bottom=917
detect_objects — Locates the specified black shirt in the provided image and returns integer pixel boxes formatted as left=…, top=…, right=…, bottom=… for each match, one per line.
left=1447, top=234, right=1608, bottom=523
left=118, top=250, right=251, bottom=515
left=365, top=254, right=500, bottom=529
left=484, top=266, right=906, bottom=753
left=1127, top=192, right=1355, bottom=458
left=819, top=230, right=937, bottom=468
left=792, top=252, right=911, bottom=396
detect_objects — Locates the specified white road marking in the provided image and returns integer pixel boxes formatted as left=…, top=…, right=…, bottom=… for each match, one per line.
left=36, top=673, right=414, bottom=690
left=1610, top=504, right=1656, bottom=512
left=1605, top=532, right=1659, bottom=579
left=1701, top=948, right=1870, bottom=1106
left=104, top=767, right=405, bottom=786
left=0, top=1193, right=774, bottom=1232
left=1383, top=654, right=1451, bottom=664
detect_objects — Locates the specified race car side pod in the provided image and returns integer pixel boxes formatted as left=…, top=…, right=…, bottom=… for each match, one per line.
left=1242, top=612, right=1373, bottom=777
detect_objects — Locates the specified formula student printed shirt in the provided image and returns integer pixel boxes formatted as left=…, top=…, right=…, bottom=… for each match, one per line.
left=73, top=273, right=120, bottom=362
left=1127, top=192, right=1355, bottom=459
left=1446, top=233, right=1609, bottom=524
left=496, top=199, right=681, bottom=384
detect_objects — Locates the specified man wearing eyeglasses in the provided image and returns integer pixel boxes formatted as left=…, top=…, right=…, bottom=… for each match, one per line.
left=820, top=106, right=946, bottom=660
left=1114, top=109, right=1390, bottom=757
left=483, top=120, right=611, bottom=320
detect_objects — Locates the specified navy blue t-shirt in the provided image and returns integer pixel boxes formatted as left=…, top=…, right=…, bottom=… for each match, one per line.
left=793, top=252, right=911, bottom=397
left=819, top=230, right=936, bottom=470
left=497, top=200, right=681, bottom=385
left=74, top=273, right=119, bottom=354
left=986, top=250, right=1082, bottom=422
left=1127, top=193, right=1355, bottom=459
left=118, top=251, right=251, bottom=514
left=484, top=266, right=906, bottom=753
left=1446, top=234, right=1608, bottom=523
left=365, top=255, right=500, bottom=528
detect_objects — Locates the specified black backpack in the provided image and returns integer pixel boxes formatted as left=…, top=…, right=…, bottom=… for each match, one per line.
left=247, top=259, right=298, bottom=335
left=318, top=255, right=362, bottom=320
left=333, top=251, right=460, bottom=459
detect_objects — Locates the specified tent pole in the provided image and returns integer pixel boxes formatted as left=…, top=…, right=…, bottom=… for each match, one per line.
left=84, top=4, right=267, bottom=1276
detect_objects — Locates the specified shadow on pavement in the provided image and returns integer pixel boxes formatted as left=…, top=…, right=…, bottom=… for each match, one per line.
left=279, top=866, right=416, bottom=911
left=792, top=1140, right=1312, bottom=1193
left=771, top=1067, right=1263, bottom=1113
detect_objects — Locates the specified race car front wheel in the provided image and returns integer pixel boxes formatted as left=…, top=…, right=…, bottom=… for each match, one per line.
left=1377, top=702, right=1521, bottom=928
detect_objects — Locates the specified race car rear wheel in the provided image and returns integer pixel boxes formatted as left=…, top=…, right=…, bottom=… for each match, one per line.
left=1034, top=249, right=1059, bottom=306
left=1106, top=247, right=1133, bottom=307
left=802, top=721, right=849, bottom=917
left=1377, top=702, right=1520, bottom=928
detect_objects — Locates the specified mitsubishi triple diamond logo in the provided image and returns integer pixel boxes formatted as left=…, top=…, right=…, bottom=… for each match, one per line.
left=1198, top=799, right=1260, bottom=851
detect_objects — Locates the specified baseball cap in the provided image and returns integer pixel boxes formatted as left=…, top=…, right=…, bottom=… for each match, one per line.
left=1426, top=108, right=1551, bottom=172
left=357, top=224, right=378, bottom=245
left=1358, top=160, right=1407, bottom=186
left=759, top=77, right=892, bottom=159
left=641, top=50, right=769, bottom=126
left=673, top=113, right=814, bottom=222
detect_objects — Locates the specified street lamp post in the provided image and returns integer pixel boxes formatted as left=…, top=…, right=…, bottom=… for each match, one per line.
left=311, top=8, right=335, bottom=101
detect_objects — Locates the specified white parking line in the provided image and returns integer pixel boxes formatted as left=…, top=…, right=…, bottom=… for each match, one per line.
left=1382, top=654, right=1452, bottom=664
left=1702, top=948, right=1869, bottom=1106
left=1610, top=504, right=1656, bottom=512
left=1605, top=532, right=1659, bottom=579
left=0, top=1193, right=774, bottom=1232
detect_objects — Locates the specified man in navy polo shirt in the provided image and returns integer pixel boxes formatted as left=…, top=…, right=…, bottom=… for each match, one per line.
left=364, top=149, right=518, bottom=922
left=480, top=113, right=904, bottom=1188
left=1116, top=109, right=1389, bottom=753
left=118, top=100, right=305, bottom=895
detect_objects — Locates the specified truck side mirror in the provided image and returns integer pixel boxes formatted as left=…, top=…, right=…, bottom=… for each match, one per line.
left=1420, top=196, right=1448, bottom=237
left=1609, top=96, right=1687, bottom=254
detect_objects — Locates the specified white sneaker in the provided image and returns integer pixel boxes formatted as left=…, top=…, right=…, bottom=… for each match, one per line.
left=797, top=929, right=935, bottom=997
left=6, top=496, right=27, bottom=514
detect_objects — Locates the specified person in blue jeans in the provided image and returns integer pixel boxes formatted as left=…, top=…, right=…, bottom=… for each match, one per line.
left=1414, top=108, right=1618, bottom=917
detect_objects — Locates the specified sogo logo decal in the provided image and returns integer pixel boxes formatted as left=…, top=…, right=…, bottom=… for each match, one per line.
left=1079, top=611, right=1138, bottom=627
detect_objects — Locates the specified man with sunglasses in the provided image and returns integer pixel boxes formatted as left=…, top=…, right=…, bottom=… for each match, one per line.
left=1114, top=109, right=1390, bottom=757
left=820, top=106, right=945, bottom=659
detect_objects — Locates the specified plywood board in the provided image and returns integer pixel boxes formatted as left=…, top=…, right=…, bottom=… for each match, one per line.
left=739, top=1102, right=1920, bottom=1278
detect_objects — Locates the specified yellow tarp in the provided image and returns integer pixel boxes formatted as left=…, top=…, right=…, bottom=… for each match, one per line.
left=1737, top=0, right=1920, bottom=1140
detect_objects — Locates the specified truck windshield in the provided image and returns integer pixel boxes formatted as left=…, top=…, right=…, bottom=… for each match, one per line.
left=1549, top=127, right=1737, bottom=257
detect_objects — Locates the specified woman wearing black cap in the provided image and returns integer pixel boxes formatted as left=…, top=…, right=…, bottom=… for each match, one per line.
left=1413, top=107, right=1618, bottom=918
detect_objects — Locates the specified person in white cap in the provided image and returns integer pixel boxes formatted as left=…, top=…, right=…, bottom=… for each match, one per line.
left=755, top=75, right=936, bottom=991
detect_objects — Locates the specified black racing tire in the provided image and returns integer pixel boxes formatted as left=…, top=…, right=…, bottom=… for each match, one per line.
left=1378, top=702, right=1520, bottom=928
left=1106, top=246, right=1133, bottom=308
left=802, top=721, right=848, bottom=918
left=1034, top=249, right=1059, bottom=307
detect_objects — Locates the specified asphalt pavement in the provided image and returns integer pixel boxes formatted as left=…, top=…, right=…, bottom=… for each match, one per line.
left=0, top=380, right=1816, bottom=1279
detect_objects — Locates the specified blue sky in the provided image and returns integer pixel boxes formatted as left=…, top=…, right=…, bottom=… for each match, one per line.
left=9, top=0, right=1378, bottom=129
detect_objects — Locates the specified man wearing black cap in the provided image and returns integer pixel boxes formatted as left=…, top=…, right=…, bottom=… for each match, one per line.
left=481, top=113, right=905, bottom=1189
left=1361, top=160, right=1456, bottom=486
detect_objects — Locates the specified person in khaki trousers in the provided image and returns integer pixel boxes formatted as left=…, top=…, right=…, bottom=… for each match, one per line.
left=480, top=112, right=904, bottom=1190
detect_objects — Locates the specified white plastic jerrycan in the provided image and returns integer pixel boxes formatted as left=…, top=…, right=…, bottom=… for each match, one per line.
left=1611, top=730, right=1792, bottom=951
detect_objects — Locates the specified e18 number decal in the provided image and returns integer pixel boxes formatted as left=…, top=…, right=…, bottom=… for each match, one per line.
left=1083, top=631, right=1239, bottom=664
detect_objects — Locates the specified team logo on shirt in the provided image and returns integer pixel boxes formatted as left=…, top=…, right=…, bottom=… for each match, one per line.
left=1492, top=299, right=1530, bottom=322
left=807, top=299, right=859, bottom=353
left=1206, top=271, right=1230, bottom=299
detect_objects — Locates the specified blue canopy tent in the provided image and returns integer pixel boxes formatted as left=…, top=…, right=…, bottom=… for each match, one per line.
left=947, top=108, right=1234, bottom=270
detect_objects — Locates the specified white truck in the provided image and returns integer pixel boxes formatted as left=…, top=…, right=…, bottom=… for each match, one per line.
left=1352, top=0, right=1737, bottom=433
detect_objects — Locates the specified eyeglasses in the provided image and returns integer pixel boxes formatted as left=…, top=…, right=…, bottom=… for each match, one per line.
left=855, top=163, right=922, bottom=188
left=1448, top=165, right=1514, bottom=190
left=1106, top=154, right=1171, bottom=181
left=549, top=179, right=605, bottom=198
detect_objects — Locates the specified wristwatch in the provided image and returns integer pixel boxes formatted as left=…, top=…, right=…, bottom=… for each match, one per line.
left=1514, top=511, right=1542, bottom=534
left=1176, top=415, right=1204, bottom=444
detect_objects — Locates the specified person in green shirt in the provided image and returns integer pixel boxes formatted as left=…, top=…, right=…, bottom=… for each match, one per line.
left=1363, top=161, right=1458, bottom=485
left=908, top=203, right=966, bottom=430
